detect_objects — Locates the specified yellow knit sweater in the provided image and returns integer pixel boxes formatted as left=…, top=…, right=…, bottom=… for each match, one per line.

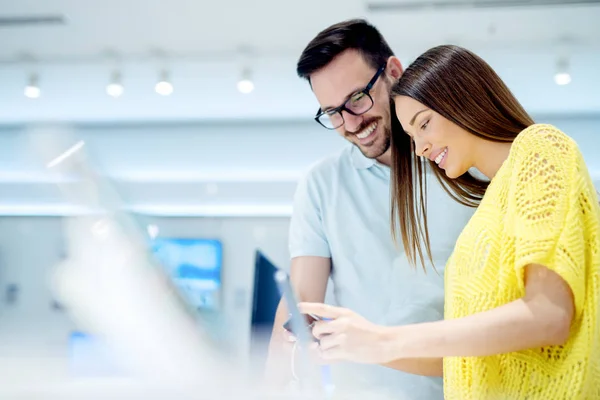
left=443, top=124, right=600, bottom=399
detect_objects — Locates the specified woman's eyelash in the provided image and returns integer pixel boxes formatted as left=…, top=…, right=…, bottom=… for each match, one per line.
left=421, top=120, right=429, bottom=130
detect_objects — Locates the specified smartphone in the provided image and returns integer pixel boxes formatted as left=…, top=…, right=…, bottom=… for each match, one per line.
left=283, top=313, right=322, bottom=336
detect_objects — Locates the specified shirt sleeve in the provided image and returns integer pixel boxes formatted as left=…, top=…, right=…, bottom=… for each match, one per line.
left=288, top=170, right=331, bottom=259
left=506, top=125, right=586, bottom=318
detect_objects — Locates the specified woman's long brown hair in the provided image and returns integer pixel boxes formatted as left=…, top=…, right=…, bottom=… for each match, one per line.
left=389, top=45, right=535, bottom=270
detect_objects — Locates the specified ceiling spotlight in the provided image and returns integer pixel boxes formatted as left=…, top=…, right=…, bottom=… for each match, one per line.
left=237, top=79, right=254, bottom=94
left=106, top=70, right=124, bottom=98
left=155, top=69, right=173, bottom=96
left=237, top=67, right=254, bottom=94
left=106, top=83, right=124, bottom=98
left=554, top=57, right=571, bottom=86
left=24, top=73, right=41, bottom=99
left=554, top=73, right=571, bottom=86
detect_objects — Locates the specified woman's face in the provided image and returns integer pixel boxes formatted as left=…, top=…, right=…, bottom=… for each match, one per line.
left=394, top=95, right=477, bottom=179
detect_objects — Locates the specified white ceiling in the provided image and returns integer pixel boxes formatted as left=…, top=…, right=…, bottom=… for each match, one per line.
left=1, top=0, right=599, bottom=123
left=1, top=0, right=599, bottom=58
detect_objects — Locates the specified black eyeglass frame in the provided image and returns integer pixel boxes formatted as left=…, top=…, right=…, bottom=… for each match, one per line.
left=314, top=64, right=387, bottom=130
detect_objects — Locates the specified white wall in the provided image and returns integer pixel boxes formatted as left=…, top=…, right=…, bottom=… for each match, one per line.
left=0, top=217, right=73, bottom=386
left=0, top=217, right=71, bottom=353
left=0, top=120, right=346, bottom=216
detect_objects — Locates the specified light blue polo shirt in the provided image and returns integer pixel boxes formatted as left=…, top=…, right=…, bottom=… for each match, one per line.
left=289, top=144, right=475, bottom=400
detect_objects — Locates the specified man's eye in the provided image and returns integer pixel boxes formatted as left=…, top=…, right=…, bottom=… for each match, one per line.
left=350, top=92, right=366, bottom=103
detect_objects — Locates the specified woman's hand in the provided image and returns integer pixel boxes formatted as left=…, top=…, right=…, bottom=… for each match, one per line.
left=298, top=302, right=395, bottom=364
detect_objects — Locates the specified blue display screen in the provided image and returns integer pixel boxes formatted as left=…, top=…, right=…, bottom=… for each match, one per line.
left=151, top=238, right=222, bottom=310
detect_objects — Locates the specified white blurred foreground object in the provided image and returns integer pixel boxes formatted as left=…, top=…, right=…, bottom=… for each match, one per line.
left=19, top=128, right=239, bottom=397
left=55, top=216, right=220, bottom=383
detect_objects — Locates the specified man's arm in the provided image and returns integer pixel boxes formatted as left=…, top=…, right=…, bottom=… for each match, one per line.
left=263, top=256, right=331, bottom=386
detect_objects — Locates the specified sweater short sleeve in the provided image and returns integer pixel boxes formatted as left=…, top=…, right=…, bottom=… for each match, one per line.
left=506, top=125, right=586, bottom=318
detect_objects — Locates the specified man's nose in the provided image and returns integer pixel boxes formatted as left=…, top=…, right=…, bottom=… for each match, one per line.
left=342, top=111, right=363, bottom=133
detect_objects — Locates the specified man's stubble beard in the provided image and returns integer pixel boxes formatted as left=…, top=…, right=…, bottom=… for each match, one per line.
left=357, top=123, right=391, bottom=159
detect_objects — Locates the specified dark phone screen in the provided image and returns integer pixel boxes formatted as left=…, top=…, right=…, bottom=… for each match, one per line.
left=283, top=313, right=320, bottom=335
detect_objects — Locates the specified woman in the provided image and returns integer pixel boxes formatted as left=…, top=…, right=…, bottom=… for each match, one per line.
left=299, top=45, right=600, bottom=399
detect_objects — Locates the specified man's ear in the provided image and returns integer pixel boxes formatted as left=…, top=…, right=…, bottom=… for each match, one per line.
left=386, top=56, right=404, bottom=81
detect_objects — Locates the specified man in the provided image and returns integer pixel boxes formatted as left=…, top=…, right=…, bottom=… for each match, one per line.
left=265, top=19, right=473, bottom=399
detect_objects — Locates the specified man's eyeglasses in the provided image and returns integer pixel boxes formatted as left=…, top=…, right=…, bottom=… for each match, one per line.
left=314, top=64, right=386, bottom=130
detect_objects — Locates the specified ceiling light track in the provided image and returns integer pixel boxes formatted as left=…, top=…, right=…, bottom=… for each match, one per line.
left=0, top=15, right=66, bottom=27
left=367, top=0, right=600, bottom=12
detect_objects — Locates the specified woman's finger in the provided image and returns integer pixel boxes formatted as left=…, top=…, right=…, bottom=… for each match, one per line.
left=298, top=302, right=346, bottom=319
left=312, top=318, right=339, bottom=338
left=318, top=333, right=345, bottom=351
